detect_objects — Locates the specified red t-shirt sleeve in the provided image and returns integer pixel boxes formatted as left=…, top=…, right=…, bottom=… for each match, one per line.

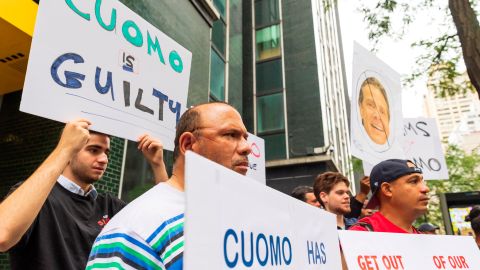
left=348, top=224, right=368, bottom=231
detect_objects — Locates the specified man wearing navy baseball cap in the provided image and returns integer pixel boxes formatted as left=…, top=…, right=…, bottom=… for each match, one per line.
left=349, top=159, right=429, bottom=233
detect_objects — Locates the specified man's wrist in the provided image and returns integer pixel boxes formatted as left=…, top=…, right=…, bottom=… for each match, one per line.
left=355, top=193, right=367, bottom=203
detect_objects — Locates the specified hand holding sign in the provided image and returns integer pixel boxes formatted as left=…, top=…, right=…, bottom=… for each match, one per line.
left=56, top=118, right=91, bottom=155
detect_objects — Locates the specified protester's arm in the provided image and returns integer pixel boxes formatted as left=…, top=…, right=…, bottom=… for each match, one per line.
left=346, top=197, right=363, bottom=219
left=0, top=119, right=90, bottom=252
left=345, top=177, right=370, bottom=219
left=137, top=134, right=168, bottom=184
left=354, top=176, right=370, bottom=203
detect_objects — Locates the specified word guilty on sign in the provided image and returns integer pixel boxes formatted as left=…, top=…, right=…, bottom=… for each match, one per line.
left=50, top=52, right=182, bottom=123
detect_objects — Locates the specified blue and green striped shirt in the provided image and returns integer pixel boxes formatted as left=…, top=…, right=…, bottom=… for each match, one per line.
left=87, top=183, right=184, bottom=270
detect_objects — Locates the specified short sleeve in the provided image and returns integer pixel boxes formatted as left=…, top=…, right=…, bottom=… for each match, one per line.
left=86, top=227, right=166, bottom=270
left=348, top=224, right=368, bottom=231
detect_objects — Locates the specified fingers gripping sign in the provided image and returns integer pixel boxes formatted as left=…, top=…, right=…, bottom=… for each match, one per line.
left=137, top=134, right=164, bottom=165
left=57, top=118, right=92, bottom=155
left=360, top=176, right=371, bottom=195
left=137, top=134, right=168, bottom=183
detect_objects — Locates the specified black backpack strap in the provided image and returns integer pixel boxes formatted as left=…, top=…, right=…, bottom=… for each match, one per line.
left=355, top=222, right=374, bottom=232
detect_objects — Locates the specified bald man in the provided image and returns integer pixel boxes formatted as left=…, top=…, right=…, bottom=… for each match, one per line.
left=87, top=102, right=252, bottom=269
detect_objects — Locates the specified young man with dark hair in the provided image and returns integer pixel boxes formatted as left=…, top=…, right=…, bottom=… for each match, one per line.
left=291, top=186, right=321, bottom=208
left=349, top=159, right=429, bottom=233
left=0, top=119, right=167, bottom=269
left=87, top=102, right=252, bottom=269
left=313, top=172, right=354, bottom=229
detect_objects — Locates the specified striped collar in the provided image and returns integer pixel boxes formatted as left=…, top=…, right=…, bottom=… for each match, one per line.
left=57, top=175, right=98, bottom=199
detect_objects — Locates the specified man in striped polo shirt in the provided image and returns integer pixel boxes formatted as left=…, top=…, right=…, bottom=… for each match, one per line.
left=87, top=102, right=252, bottom=270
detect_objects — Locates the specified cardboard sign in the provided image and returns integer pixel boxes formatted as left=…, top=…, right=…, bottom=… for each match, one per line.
left=246, top=133, right=266, bottom=184
left=184, top=152, right=342, bottom=269
left=350, top=42, right=404, bottom=165
left=402, top=118, right=449, bottom=180
left=20, top=0, right=192, bottom=150
left=339, top=231, right=480, bottom=270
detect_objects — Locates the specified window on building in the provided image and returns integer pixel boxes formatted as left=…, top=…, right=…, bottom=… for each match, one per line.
left=254, top=0, right=285, bottom=161
left=256, top=58, right=282, bottom=94
left=209, top=0, right=228, bottom=101
left=212, top=19, right=226, bottom=56
left=257, top=92, right=284, bottom=133
left=262, top=133, right=286, bottom=160
left=256, top=25, right=281, bottom=61
left=210, top=49, right=225, bottom=101
left=214, top=0, right=226, bottom=18
left=255, top=0, right=280, bottom=27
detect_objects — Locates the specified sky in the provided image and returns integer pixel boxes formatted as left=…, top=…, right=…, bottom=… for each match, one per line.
left=337, top=1, right=448, bottom=118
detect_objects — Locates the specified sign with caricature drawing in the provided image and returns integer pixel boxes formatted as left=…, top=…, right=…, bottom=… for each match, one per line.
left=350, top=42, right=405, bottom=165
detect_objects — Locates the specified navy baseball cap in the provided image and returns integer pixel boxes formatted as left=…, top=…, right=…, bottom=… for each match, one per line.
left=418, top=222, right=439, bottom=232
left=465, top=206, right=480, bottom=222
left=366, top=159, right=423, bottom=209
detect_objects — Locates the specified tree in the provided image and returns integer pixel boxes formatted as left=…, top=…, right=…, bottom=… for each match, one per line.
left=358, top=0, right=480, bottom=99
left=417, top=145, right=480, bottom=231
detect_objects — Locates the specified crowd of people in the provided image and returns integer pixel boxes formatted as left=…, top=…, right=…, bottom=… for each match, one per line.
left=0, top=102, right=477, bottom=269
left=292, top=159, right=434, bottom=233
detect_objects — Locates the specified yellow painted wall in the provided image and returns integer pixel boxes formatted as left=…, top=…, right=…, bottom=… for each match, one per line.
left=0, top=0, right=38, bottom=94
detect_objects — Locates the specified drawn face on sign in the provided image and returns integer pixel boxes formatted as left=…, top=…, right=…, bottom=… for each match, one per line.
left=358, top=77, right=391, bottom=145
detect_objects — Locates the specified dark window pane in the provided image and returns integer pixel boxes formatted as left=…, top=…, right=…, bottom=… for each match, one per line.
left=212, top=20, right=226, bottom=56
left=213, top=0, right=226, bottom=18
left=257, top=92, right=284, bottom=132
left=228, top=0, right=243, bottom=113
left=256, top=59, right=282, bottom=94
left=255, top=0, right=279, bottom=26
left=256, top=25, right=281, bottom=60
left=262, top=133, right=286, bottom=160
left=121, top=142, right=173, bottom=202
left=210, top=49, right=225, bottom=101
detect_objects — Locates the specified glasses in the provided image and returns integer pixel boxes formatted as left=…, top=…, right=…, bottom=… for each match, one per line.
left=190, top=126, right=250, bottom=147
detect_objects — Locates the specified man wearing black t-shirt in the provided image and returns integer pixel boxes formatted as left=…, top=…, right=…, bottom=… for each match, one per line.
left=0, top=119, right=167, bottom=269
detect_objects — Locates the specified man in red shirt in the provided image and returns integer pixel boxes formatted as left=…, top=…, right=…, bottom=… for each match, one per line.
left=349, top=159, right=429, bottom=233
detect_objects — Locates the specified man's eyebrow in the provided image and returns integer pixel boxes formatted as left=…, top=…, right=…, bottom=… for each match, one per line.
left=87, top=144, right=110, bottom=153
left=408, top=175, right=420, bottom=181
left=86, top=144, right=102, bottom=149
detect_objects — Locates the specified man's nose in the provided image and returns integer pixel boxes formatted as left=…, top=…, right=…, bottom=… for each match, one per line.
left=97, top=153, right=108, bottom=164
left=420, top=180, right=430, bottom=193
left=238, top=138, right=252, bottom=156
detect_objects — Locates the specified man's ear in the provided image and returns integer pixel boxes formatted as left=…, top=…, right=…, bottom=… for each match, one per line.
left=380, top=182, right=393, bottom=199
left=319, top=191, right=328, bottom=205
left=179, top=132, right=196, bottom=156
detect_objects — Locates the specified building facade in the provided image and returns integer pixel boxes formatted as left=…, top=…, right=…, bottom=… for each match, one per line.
left=241, top=0, right=352, bottom=193
left=423, top=81, right=480, bottom=153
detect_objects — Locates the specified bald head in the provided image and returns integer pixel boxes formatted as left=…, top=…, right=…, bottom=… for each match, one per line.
left=174, top=102, right=232, bottom=161
left=172, top=102, right=251, bottom=175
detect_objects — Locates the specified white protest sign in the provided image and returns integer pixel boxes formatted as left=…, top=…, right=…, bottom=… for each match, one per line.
left=402, top=118, right=449, bottom=180
left=246, top=133, right=266, bottom=184
left=184, top=152, right=342, bottom=269
left=339, top=231, right=480, bottom=270
left=350, top=42, right=404, bottom=165
left=20, top=0, right=192, bottom=150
